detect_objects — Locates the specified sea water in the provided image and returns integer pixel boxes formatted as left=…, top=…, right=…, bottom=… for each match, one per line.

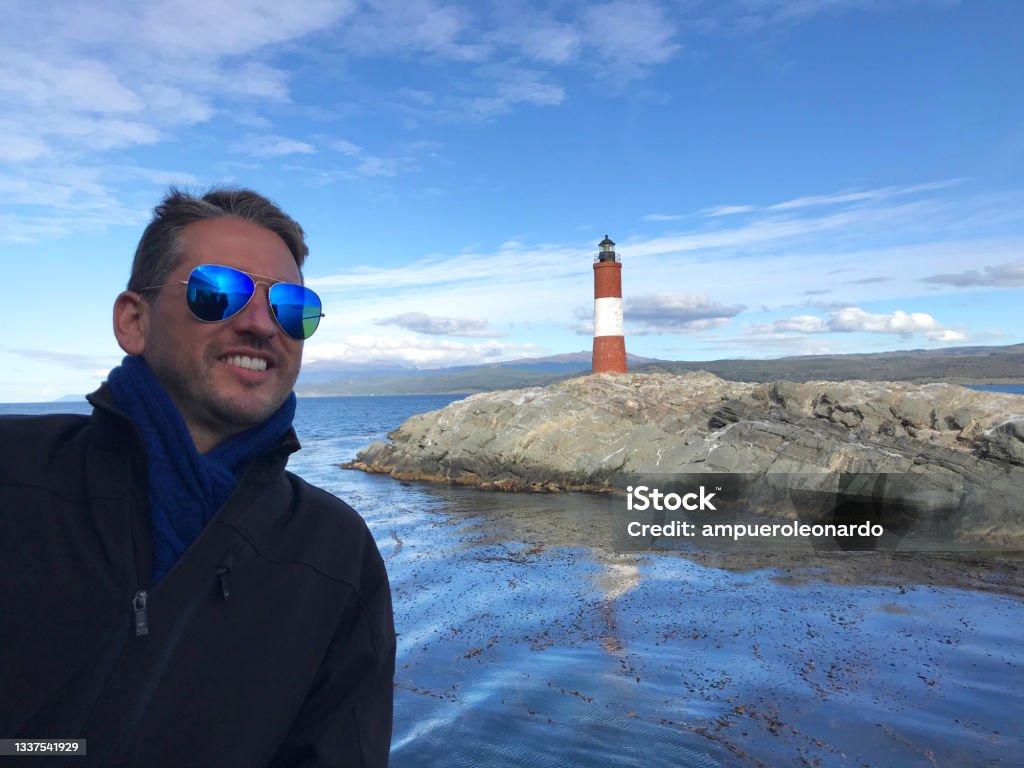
left=2, top=392, right=1023, bottom=766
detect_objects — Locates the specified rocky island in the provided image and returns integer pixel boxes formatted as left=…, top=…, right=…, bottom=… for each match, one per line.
left=346, top=372, right=1024, bottom=548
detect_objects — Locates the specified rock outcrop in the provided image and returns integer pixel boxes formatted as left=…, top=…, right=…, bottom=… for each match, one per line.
left=346, top=373, right=1024, bottom=548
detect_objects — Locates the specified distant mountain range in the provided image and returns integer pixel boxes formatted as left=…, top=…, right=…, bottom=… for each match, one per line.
left=295, top=344, right=1024, bottom=396
left=296, top=353, right=657, bottom=396
left=634, top=344, right=1024, bottom=384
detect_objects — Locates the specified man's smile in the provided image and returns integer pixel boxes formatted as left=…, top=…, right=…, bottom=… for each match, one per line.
left=220, top=353, right=271, bottom=372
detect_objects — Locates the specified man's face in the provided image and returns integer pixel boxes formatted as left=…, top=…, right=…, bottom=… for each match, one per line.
left=140, top=217, right=304, bottom=450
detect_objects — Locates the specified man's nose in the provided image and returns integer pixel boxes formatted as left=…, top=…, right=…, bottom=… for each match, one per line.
left=232, top=283, right=278, bottom=338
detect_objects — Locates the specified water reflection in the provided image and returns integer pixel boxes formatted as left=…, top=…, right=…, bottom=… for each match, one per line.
left=363, top=481, right=1024, bottom=767
left=289, top=398, right=1024, bottom=766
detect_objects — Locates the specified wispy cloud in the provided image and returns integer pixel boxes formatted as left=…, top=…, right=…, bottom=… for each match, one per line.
left=0, top=2, right=349, bottom=239
left=642, top=213, right=687, bottom=222
left=582, top=0, right=680, bottom=78
left=5, top=347, right=122, bottom=370
left=2, top=0, right=967, bottom=245
left=233, top=134, right=317, bottom=158
left=453, top=66, right=565, bottom=121
left=306, top=188, right=1024, bottom=320
left=702, top=205, right=756, bottom=217
left=624, top=293, right=746, bottom=334
left=333, top=0, right=483, bottom=61
left=374, top=312, right=504, bottom=338
left=0, top=164, right=152, bottom=241
left=847, top=276, right=891, bottom=285
left=701, top=179, right=967, bottom=218
left=327, top=137, right=430, bottom=177
left=719, top=0, right=959, bottom=34
left=505, top=17, right=582, bottom=64
left=303, top=334, right=538, bottom=368
left=923, top=261, right=1024, bottom=288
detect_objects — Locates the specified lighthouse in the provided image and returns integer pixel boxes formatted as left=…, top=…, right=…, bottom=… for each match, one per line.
left=591, top=235, right=627, bottom=374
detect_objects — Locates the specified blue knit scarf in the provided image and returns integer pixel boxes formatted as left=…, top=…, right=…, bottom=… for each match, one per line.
left=107, top=355, right=296, bottom=584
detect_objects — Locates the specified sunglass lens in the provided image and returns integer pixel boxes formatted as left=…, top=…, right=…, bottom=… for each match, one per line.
left=268, top=282, right=322, bottom=340
left=187, top=265, right=254, bottom=321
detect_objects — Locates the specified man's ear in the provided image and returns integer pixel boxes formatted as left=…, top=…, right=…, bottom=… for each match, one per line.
left=113, top=291, right=148, bottom=355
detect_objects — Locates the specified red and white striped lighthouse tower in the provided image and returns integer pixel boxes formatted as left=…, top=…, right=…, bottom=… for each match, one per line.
left=592, top=235, right=627, bottom=374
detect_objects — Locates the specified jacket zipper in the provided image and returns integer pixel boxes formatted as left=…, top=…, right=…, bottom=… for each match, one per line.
left=108, top=563, right=226, bottom=766
left=58, top=458, right=149, bottom=753
left=133, top=590, right=149, bottom=636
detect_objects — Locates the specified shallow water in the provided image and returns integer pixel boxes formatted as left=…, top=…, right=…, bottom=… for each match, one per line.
left=5, top=396, right=1023, bottom=766
left=364, top=485, right=1023, bottom=767
left=284, top=397, right=1024, bottom=767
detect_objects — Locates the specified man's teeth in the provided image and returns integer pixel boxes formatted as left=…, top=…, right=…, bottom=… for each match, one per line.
left=223, top=355, right=267, bottom=372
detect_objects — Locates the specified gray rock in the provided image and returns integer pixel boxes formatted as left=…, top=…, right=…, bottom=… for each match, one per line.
left=345, top=372, right=1024, bottom=547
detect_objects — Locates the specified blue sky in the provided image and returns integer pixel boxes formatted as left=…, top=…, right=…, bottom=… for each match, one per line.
left=2, top=0, right=1022, bottom=401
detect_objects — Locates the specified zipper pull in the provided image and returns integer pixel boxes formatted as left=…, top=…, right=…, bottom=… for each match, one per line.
left=216, top=567, right=231, bottom=601
left=133, top=590, right=149, bottom=637
left=216, top=550, right=235, bottom=602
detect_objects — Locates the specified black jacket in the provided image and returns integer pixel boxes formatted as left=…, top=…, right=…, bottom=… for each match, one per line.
left=0, top=386, right=395, bottom=767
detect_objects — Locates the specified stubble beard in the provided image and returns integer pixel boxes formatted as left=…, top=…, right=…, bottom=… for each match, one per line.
left=149, top=349, right=294, bottom=447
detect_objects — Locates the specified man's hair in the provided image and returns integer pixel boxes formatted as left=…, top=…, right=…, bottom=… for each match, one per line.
left=127, top=187, right=309, bottom=293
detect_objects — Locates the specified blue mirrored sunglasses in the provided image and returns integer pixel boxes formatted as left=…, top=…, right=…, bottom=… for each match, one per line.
left=141, top=264, right=324, bottom=341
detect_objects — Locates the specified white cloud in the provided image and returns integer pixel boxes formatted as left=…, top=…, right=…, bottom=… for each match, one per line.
left=336, top=0, right=483, bottom=60
left=55, top=117, right=164, bottom=150
left=309, top=243, right=585, bottom=293
left=925, top=329, right=969, bottom=343
left=234, top=134, right=317, bottom=158
left=583, top=0, right=680, bottom=76
left=768, top=180, right=967, bottom=212
left=702, top=179, right=967, bottom=219
left=140, top=84, right=215, bottom=123
left=326, top=138, right=427, bottom=178
left=374, top=312, right=504, bottom=337
left=0, top=53, right=144, bottom=113
left=355, top=155, right=407, bottom=177
left=216, top=62, right=292, bottom=102
left=829, top=307, right=942, bottom=334
left=0, top=166, right=125, bottom=210
left=759, top=307, right=968, bottom=342
left=134, top=1, right=354, bottom=57
left=332, top=139, right=363, bottom=156
left=514, top=20, right=582, bottom=64
left=625, top=209, right=866, bottom=257
left=303, top=190, right=1024, bottom=330
left=701, top=205, right=756, bottom=217
left=5, top=347, right=122, bottom=371
left=0, top=0, right=354, bottom=242
left=642, top=213, right=686, bottom=222
left=0, top=0, right=695, bottom=247
left=303, top=334, right=538, bottom=368
left=458, top=67, right=565, bottom=120
left=0, top=134, right=48, bottom=162
left=724, top=0, right=958, bottom=33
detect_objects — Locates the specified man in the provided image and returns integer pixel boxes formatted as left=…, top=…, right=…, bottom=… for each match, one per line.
left=0, top=189, right=395, bottom=767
